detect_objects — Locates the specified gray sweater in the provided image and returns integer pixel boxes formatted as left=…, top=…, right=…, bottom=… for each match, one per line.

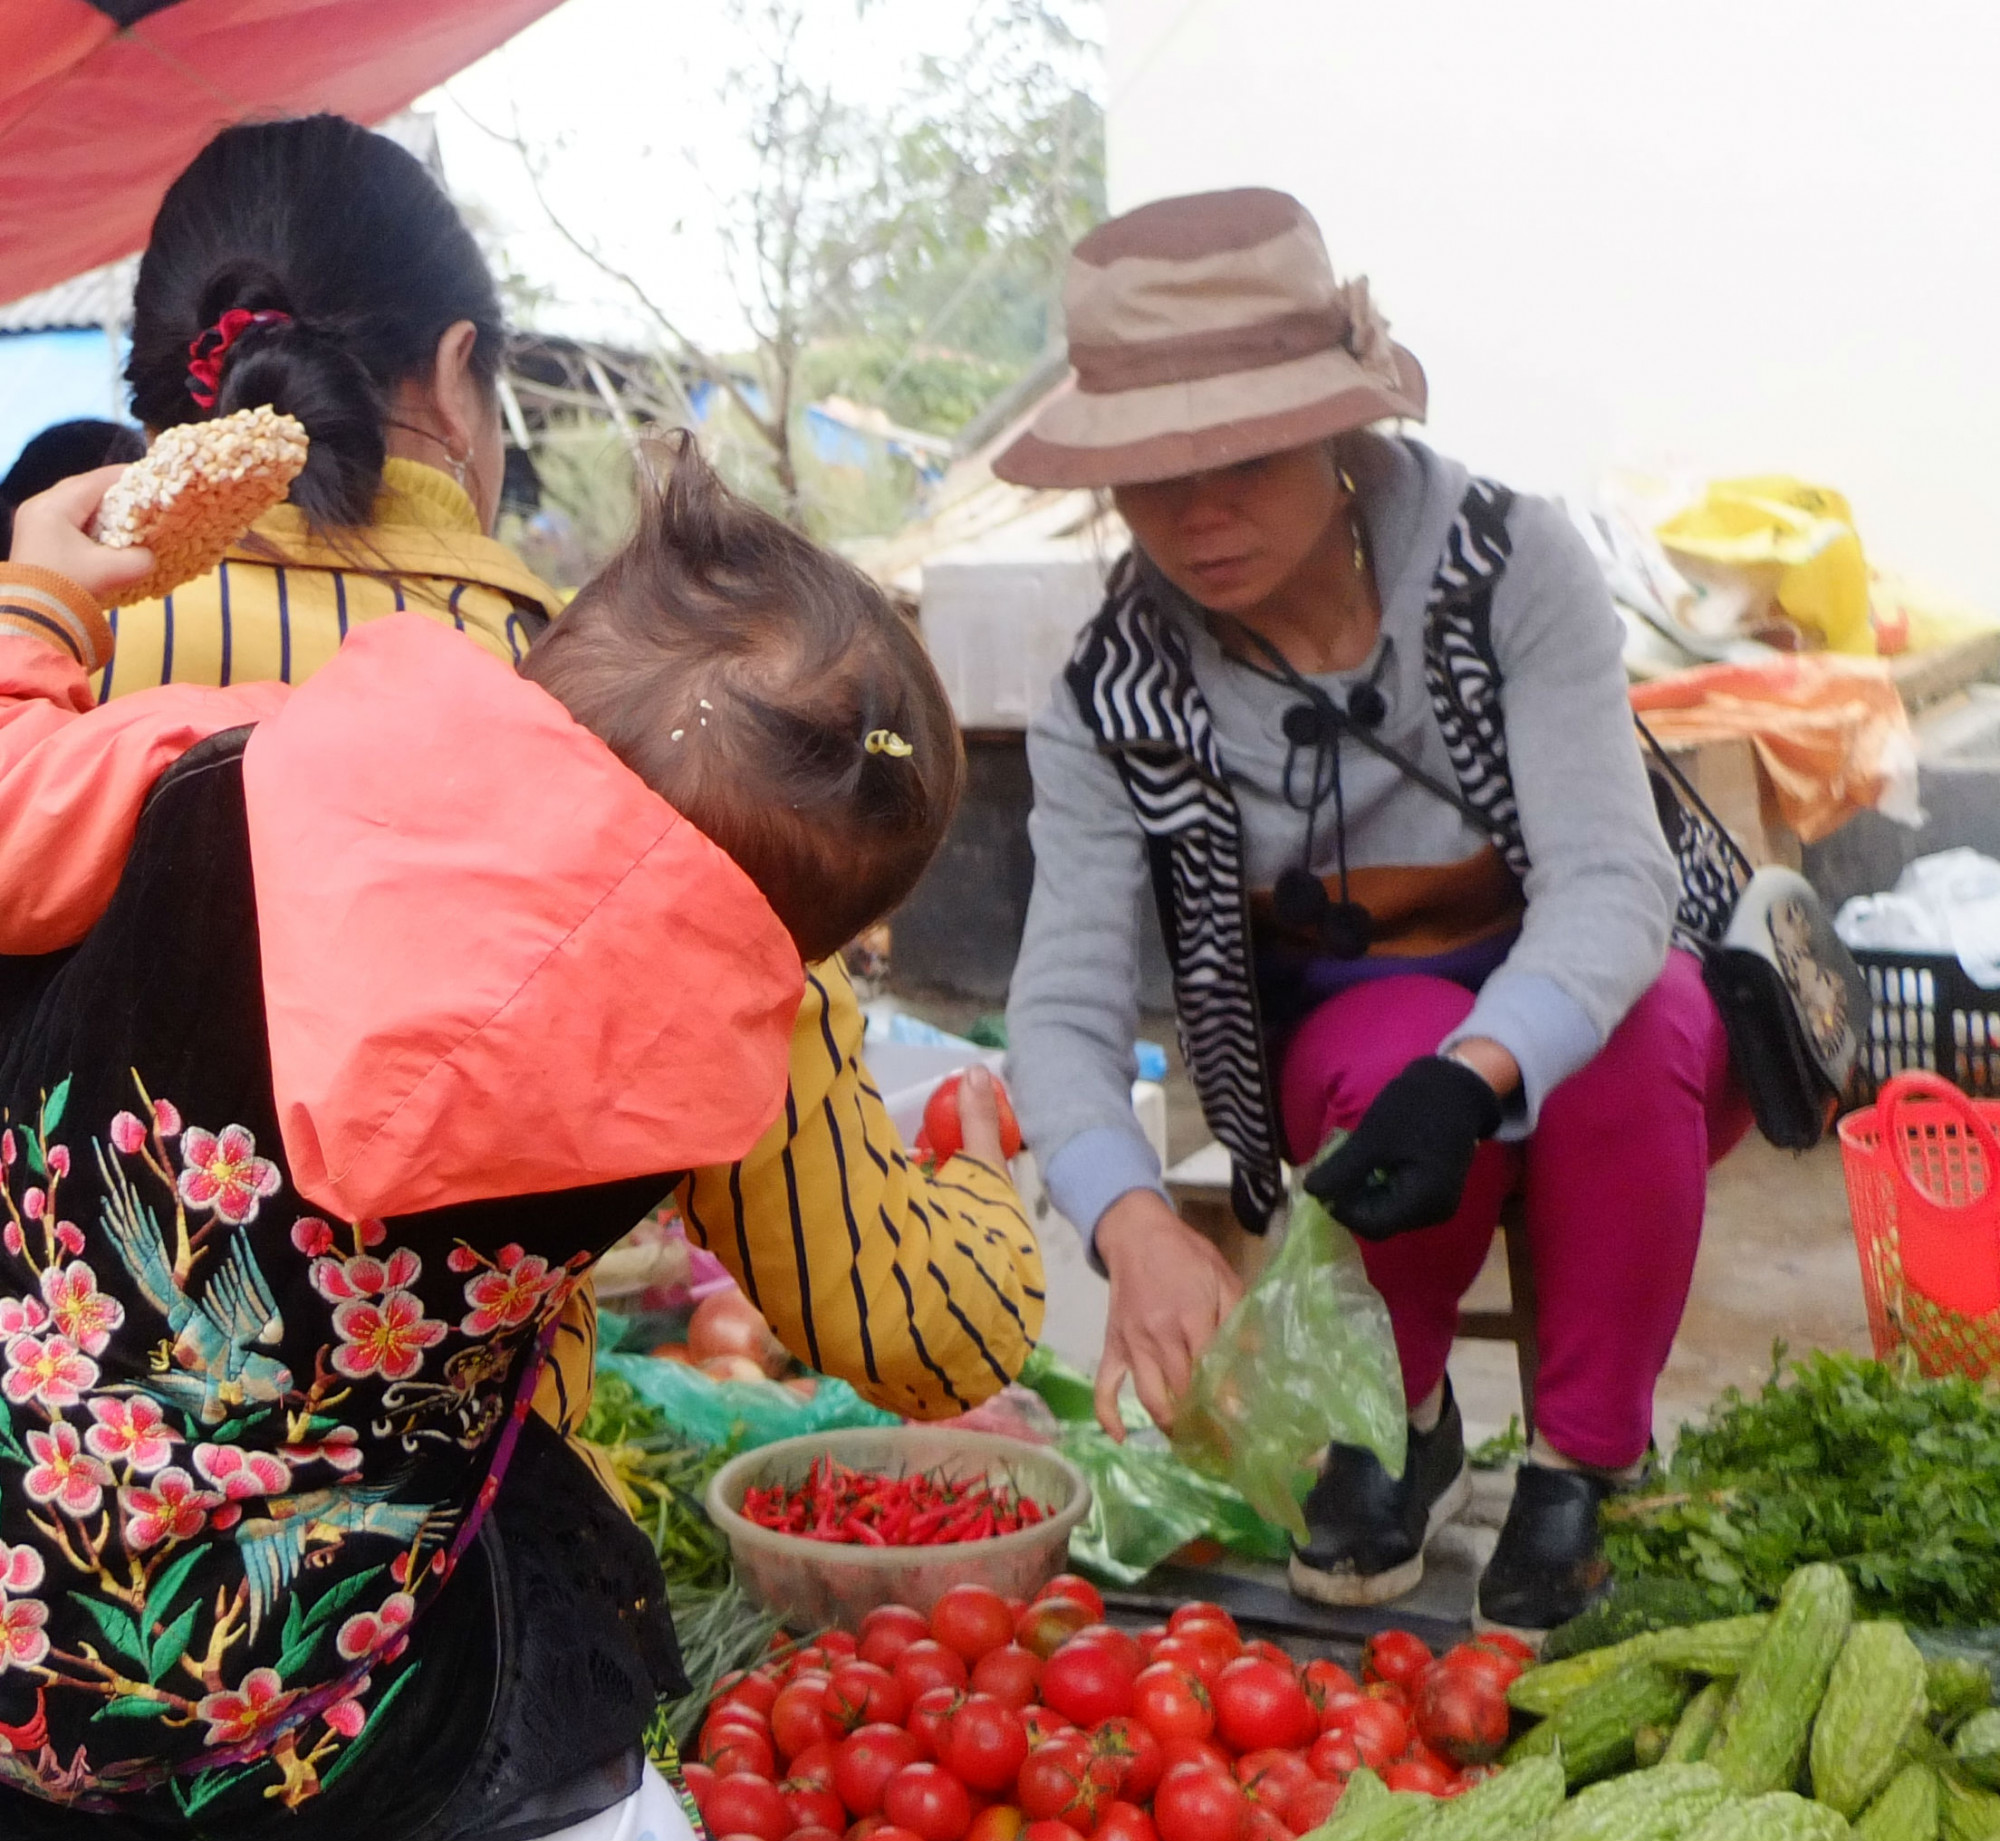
left=1005, top=436, right=1677, bottom=1245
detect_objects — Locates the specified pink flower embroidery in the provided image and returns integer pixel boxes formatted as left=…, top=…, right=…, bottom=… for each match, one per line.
left=0, top=1130, right=12, bottom=1169
left=44, top=1147, right=68, bottom=1180
left=460, top=1254, right=558, bottom=1338
left=2, top=1225, right=19, bottom=1257
left=23, top=1422, right=111, bottom=1518
left=122, top=1467, right=222, bottom=1549
left=358, top=1219, right=387, bottom=1249
left=331, top=1292, right=444, bottom=1382
left=20, top=1189, right=43, bottom=1224
left=86, top=1396, right=177, bottom=1474
left=192, top=1444, right=291, bottom=1502
left=290, top=1217, right=335, bottom=1258
left=152, top=1098, right=182, bottom=1138
left=310, top=1247, right=421, bottom=1304
left=280, top=1425, right=363, bottom=1475
left=108, top=1111, right=148, bottom=1156
left=53, top=1223, right=83, bottom=1256
left=0, top=1596, right=50, bottom=1673
left=324, top=1696, right=367, bottom=1739
left=446, top=1245, right=480, bottom=1274
left=4, top=1333, right=99, bottom=1410
left=40, top=1262, right=123, bottom=1356
left=0, top=1544, right=43, bottom=1595
left=335, top=1592, right=416, bottom=1662
left=0, top=1297, right=46, bottom=1338
left=175, top=1124, right=281, bottom=1226
left=196, top=1667, right=295, bottom=1748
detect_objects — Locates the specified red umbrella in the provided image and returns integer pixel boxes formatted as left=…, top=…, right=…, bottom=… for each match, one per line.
left=0, top=0, right=565, bottom=304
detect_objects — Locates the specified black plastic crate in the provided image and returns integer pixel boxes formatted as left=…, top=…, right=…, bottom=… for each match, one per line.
left=1848, top=946, right=2000, bottom=1104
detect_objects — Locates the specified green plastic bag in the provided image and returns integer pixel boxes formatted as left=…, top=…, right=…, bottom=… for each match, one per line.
left=1170, top=1181, right=1405, bottom=1540
left=595, top=1350, right=897, bottom=1450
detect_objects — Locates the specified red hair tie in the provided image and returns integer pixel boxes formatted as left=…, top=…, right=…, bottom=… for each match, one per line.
left=186, top=308, right=292, bottom=410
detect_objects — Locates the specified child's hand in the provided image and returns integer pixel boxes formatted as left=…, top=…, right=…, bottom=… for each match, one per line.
left=953, top=1067, right=1015, bottom=1171
left=9, top=466, right=156, bottom=604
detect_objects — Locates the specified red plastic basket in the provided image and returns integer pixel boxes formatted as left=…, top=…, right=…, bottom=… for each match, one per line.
left=1836, top=1070, right=2000, bottom=1379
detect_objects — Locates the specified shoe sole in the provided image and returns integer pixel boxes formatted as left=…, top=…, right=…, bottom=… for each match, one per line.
left=1286, top=1461, right=1472, bottom=1608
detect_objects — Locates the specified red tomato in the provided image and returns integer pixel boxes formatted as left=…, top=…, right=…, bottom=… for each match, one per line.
left=1151, top=1632, right=1237, bottom=1688
left=788, top=1787, right=851, bottom=1833
left=1015, top=1598, right=1094, bottom=1660
left=1360, top=1631, right=1432, bottom=1691
left=971, top=1644, right=1043, bottom=1710
left=1318, top=1699, right=1408, bottom=1772
left=1032, top=1575, right=1107, bottom=1623
left=1364, top=1681, right=1411, bottom=1712
left=1097, top=1803, right=1160, bottom=1841
left=717, top=1669, right=781, bottom=1720
left=1014, top=1734, right=1113, bottom=1833
left=1243, top=1642, right=1296, bottom=1673
left=1211, top=1658, right=1315, bottom=1754
left=827, top=1661, right=909, bottom=1734
left=774, top=1677, right=842, bottom=1760
left=1380, top=1758, right=1456, bottom=1797
left=788, top=1742, right=842, bottom=1793
left=1134, top=1663, right=1214, bottom=1746
left=703, top=1721, right=778, bottom=1780
left=1168, top=1605, right=1239, bottom=1639
left=883, top=1763, right=974, bottom=1841
left=873, top=1827, right=927, bottom=1841
left=1136, top=1625, right=1170, bottom=1662
left=922, top=1072, right=1023, bottom=1163
left=789, top=1646, right=833, bottom=1677
left=1475, top=1632, right=1537, bottom=1664
left=1023, top=1824, right=1080, bottom=1841
left=966, top=1806, right=1027, bottom=1841
left=1413, top=1668, right=1509, bottom=1768
left=685, top=1762, right=718, bottom=1817
left=1160, top=1737, right=1233, bottom=1779
left=793, top=1827, right=846, bottom=1841
left=932, top=1585, right=1017, bottom=1664
left=1287, top=1780, right=1344, bottom=1831
left=835, top=1725, right=926, bottom=1818
left=1088, top=1716, right=1164, bottom=1802
left=942, top=1696, right=1031, bottom=1795
left=1041, top=1641, right=1138, bottom=1727
left=907, top=1687, right=966, bottom=1762
left=822, top=1633, right=860, bottom=1658
left=1233, top=1750, right=1316, bottom=1824
left=1020, top=1706, right=1075, bottom=1749
left=1241, top=1805, right=1292, bottom=1841
left=860, top=1607, right=933, bottom=1672
left=1067, top=1627, right=1146, bottom=1680
left=1153, top=1760, right=1249, bottom=1841
left=1432, top=1643, right=1523, bottom=1695
left=706, top=1774, right=791, bottom=1841
left=895, top=1641, right=971, bottom=1702
left=1300, top=1660, right=1361, bottom=1716
left=1307, top=1731, right=1360, bottom=1782
left=847, top=1819, right=888, bottom=1841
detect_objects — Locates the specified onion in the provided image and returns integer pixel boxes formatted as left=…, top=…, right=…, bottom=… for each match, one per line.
left=689, top=1290, right=788, bottom=1375
left=648, top=1341, right=691, bottom=1363
left=699, top=1354, right=772, bottom=1385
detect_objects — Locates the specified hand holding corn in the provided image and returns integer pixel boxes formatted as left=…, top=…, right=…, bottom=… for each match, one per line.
left=87, top=407, right=308, bottom=605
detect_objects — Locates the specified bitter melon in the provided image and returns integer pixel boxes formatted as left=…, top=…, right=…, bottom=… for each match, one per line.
left=1645, top=1615, right=1775, bottom=1676
left=1510, top=1636, right=1655, bottom=1719
left=1954, top=1709, right=2000, bottom=1791
left=1543, top=1660, right=1695, bottom=1785
left=1707, top=1563, right=1853, bottom=1795
left=1426, top=1755, right=1565, bottom=1840
left=1853, top=1764, right=1942, bottom=1841
left=1536, top=1762, right=1732, bottom=1841
left=1811, top=1621, right=1929, bottom=1818
left=1686, top=1791, right=1851, bottom=1840
left=1664, top=1681, right=1729, bottom=1765
left=1927, top=1655, right=1995, bottom=1733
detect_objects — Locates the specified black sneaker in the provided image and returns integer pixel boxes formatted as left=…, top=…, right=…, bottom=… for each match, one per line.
left=1475, top=1462, right=1619, bottom=1639
left=1288, top=1383, right=1470, bottom=1606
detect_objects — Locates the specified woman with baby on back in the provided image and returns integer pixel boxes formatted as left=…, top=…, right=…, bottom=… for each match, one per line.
left=0, top=115, right=1042, bottom=1841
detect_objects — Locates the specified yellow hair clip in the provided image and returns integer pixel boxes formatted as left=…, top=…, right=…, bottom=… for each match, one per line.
left=864, top=729, right=914, bottom=758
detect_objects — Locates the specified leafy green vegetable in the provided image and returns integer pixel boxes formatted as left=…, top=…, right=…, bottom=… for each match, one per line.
left=579, top=1372, right=735, bottom=1589
left=1604, top=1349, right=2000, bottom=1627
left=646, top=1583, right=792, bottom=1754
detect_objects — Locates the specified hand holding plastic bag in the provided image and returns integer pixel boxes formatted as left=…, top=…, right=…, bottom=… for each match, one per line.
left=1168, top=1179, right=1405, bottom=1540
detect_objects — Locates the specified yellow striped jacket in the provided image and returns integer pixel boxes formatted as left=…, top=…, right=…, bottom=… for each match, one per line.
left=92, top=458, right=1045, bottom=1455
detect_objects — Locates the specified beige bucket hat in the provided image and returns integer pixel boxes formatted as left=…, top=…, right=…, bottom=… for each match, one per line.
left=993, top=187, right=1425, bottom=489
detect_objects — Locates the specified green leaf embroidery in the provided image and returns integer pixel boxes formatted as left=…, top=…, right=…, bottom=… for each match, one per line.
left=318, top=1661, right=422, bottom=1793
left=146, top=1602, right=201, bottom=1684
left=207, top=1407, right=273, bottom=1447
left=74, top=1595, right=146, bottom=1669
left=276, top=1627, right=325, bottom=1681
left=143, top=1546, right=205, bottom=1629
left=25, top=1135, right=43, bottom=1179
left=280, top=1594, right=307, bottom=1663
left=299, top=1564, right=386, bottom=1636
left=171, top=1761, right=263, bottom=1819
left=40, top=1075, right=70, bottom=1139
left=0, top=1400, right=29, bottom=1467
left=93, top=1695, right=167, bottom=1720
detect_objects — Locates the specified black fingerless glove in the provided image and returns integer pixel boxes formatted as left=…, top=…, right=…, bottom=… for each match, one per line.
left=1303, top=1055, right=1503, bottom=1241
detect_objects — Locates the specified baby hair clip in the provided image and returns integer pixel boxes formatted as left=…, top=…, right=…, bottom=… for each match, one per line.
left=864, top=729, right=913, bottom=758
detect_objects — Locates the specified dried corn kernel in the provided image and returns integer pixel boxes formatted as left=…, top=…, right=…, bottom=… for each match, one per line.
left=90, top=407, right=309, bottom=605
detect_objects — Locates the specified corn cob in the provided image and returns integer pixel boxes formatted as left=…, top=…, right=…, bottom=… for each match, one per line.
left=1665, top=1681, right=1730, bottom=1765
left=1708, top=1563, right=1853, bottom=1795
left=1685, top=1791, right=1851, bottom=1840
left=1537, top=1762, right=1732, bottom=1841
left=1853, top=1764, right=1942, bottom=1841
left=1811, top=1622, right=1930, bottom=1818
left=89, top=407, right=308, bottom=605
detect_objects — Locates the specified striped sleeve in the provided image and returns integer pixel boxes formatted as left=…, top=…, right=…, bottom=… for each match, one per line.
left=532, top=1280, right=630, bottom=1504
left=676, top=956, right=1046, bottom=1419
left=0, top=565, right=114, bottom=670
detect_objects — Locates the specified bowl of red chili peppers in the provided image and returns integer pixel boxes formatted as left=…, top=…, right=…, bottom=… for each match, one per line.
left=706, top=1428, right=1090, bottom=1629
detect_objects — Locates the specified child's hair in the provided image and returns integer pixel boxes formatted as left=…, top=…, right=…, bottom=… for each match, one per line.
left=521, top=436, right=964, bottom=964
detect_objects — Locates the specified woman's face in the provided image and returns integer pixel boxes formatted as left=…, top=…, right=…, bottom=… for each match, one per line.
left=1112, top=443, right=1345, bottom=614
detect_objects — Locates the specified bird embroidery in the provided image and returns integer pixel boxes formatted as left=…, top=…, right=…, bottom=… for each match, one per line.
left=234, top=1483, right=444, bottom=1637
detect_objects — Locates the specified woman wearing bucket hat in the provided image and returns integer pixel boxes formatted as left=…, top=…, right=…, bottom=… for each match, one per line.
left=1000, top=189, right=1752, bottom=1633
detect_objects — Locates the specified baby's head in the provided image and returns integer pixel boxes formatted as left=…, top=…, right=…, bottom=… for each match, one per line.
left=521, top=437, right=963, bottom=963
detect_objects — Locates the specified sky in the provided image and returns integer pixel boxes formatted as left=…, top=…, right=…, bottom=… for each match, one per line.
left=423, top=0, right=1072, bottom=354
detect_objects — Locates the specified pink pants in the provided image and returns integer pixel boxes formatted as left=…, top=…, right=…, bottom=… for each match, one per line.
left=1278, top=951, right=1751, bottom=1470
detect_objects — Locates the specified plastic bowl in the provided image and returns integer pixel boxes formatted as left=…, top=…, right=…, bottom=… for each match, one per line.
left=706, top=1426, right=1090, bottom=1630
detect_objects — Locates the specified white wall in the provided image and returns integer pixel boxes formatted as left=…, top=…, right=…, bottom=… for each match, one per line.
left=1107, top=0, right=2000, bottom=607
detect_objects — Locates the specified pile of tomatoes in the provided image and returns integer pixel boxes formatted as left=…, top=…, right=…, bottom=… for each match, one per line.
left=685, top=1577, right=1531, bottom=1841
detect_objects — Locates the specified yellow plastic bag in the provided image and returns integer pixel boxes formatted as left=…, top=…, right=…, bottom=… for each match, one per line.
left=1656, top=476, right=1875, bottom=656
